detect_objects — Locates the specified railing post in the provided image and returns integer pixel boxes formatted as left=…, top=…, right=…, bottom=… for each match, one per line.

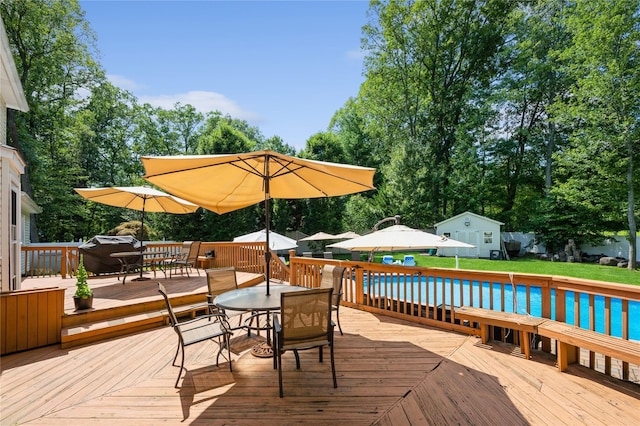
left=541, top=279, right=553, bottom=352
left=60, top=246, right=68, bottom=278
left=355, top=266, right=365, bottom=305
left=288, top=250, right=297, bottom=285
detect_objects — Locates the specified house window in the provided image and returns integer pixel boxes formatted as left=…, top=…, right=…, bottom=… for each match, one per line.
left=444, top=232, right=451, bottom=238
left=484, top=232, right=493, bottom=244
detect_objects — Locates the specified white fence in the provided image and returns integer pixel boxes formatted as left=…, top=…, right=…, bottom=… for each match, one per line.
left=501, top=232, right=640, bottom=262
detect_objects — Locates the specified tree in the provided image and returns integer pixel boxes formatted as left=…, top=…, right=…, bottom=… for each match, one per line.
left=1, top=0, right=101, bottom=241
left=552, top=0, right=639, bottom=269
left=485, top=0, right=573, bottom=229
left=359, top=0, right=515, bottom=225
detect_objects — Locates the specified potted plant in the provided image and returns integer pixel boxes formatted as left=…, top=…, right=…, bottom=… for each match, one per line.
left=73, top=255, right=93, bottom=311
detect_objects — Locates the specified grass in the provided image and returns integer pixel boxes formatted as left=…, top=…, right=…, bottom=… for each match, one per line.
left=339, top=252, right=640, bottom=286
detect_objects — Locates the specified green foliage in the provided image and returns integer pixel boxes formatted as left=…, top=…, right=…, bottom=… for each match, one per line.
left=529, top=191, right=617, bottom=254
left=74, top=256, right=93, bottom=298
left=4, top=0, right=638, bottom=260
left=108, top=221, right=150, bottom=240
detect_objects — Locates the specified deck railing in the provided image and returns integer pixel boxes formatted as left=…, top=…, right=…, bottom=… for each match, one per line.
left=288, top=256, right=640, bottom=381
left=21, top=241, right=289, bottom=281
left=20, top=244, right=639, bottom=381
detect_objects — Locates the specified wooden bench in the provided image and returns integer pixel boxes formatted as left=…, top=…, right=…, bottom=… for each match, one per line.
left=455, top=306, right=548, bottom=360
left=536, top=319, right=640, bottom=375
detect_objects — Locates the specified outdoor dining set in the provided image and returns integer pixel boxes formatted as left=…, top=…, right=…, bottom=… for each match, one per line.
left=107, top=240, right=202, bottom=284
left=158, top=264, right=346, bottom=397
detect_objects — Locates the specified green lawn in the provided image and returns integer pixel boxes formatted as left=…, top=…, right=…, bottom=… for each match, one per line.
left=343, top=252, right=640, bottom=286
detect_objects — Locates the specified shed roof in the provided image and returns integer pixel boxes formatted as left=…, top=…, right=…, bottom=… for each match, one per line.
left=434, top=211, right=504, bottom=227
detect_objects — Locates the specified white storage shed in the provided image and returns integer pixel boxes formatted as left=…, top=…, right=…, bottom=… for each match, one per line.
left=434, top=211, right=504, bottom=259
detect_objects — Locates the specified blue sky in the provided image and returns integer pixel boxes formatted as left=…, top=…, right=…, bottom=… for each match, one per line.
left=80, top=0, right=370, bottom=151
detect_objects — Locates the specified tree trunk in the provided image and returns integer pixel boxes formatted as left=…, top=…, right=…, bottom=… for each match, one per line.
left=545, top=121, right=555, bottom=196
left=626, top=138, right=636, bottom=270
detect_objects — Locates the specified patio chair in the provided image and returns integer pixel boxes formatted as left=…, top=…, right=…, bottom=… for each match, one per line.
left=320, top=264, right=346, bottom=335
left=166, top=241, right=201, bottom=278
left=272, top=287, right=337, bottom=397
left=323, top=251, right=333, bottom=259
left=158, top=283, right=233, bottom=388
left=403, top=255, right=416, bottom=266
left=206, top=267, right=249, bottom=333
left=382, top=255, right=394, bottom=264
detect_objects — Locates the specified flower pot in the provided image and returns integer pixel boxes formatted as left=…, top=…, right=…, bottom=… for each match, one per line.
left=73, top=295, right=93, bottom=311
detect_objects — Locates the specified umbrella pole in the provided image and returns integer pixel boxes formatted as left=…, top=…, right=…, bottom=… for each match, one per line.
left=264, top=166, right=271, bottom=296
left=133, top=197, right=149, bottom=281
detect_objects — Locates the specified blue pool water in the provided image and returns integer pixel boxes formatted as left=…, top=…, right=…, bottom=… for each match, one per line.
left=364, top=275, right=640, bottom=341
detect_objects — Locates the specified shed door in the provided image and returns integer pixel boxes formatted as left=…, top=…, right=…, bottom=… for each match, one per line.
left=454, top=230, right=478, bottom=257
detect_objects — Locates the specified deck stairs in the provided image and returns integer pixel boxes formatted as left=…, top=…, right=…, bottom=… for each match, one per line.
left=60, top=292, right=210, bottom=349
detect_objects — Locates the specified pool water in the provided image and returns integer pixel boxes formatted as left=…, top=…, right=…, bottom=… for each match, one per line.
left=364, top=275, right=640, bottom=341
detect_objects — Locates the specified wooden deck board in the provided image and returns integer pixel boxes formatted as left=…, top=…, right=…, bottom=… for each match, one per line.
left=2, top=275, right=640, bottom=425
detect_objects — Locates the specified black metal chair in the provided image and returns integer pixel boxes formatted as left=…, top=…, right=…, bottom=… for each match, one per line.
left=320, top=265, right=346, bottom=335
left=272, top=287, right=337, bottom=397
left=158, top=283, right=232, bottom=387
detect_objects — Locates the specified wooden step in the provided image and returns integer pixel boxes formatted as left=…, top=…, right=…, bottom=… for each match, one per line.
left=61, top=303, right=209, bottom=349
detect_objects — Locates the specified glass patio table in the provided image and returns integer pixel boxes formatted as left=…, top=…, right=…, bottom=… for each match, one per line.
left=214, top=283, right=308, bottom=357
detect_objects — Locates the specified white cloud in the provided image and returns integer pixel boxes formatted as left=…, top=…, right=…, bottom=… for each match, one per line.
left=107, top=74, right=146, bottom=91
left=346, top=48, right=366, bottom=61
left=138, top=91, right=265, bottom=123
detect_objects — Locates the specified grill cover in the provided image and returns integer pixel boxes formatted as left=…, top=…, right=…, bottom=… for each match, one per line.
left=79, top=235, right=143, bottom=274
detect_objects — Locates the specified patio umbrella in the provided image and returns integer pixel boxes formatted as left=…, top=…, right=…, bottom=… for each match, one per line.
left=74, top=186, right=199, bottom=280
left=141, top=150, right=376, bottom=294
left=334, top=231, right=361, bottom=239
left=328, top=224, right=475, bottom=252
left=234, top=229, right=297, bottom=251
left=300, top=232, right=338, bottom=241
left=300, top=231, right=339, bottom=253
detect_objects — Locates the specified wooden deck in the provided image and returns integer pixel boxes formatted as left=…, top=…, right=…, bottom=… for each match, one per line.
left=2, top=274, right=640, bottom=425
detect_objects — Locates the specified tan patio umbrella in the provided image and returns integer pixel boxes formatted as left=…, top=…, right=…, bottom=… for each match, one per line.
left=141, top=150, right=376, bottom=294
left=300, top=232, right=338, bottom=241
left=300, top=231, right=339, bottom=253
left=328, top=224, right=475, bottom=252
left=334, top=231, right=361, bottom=239
left=74, top=186, right=199, bottom=281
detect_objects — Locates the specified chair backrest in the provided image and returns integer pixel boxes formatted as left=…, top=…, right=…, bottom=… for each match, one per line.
left=158, top=283, right=179, bottom=327
left=178, top=241, right=192, bottom=258
left=206, top=267, right=238, bottom=298
left=320, top=265, right=345, bottom=306
left=187, top=241, right=201, bottom=261
left=302, top=251, right=313, bottom=258
left=323, top=251, right=333, bottom=259
left=382, top=255, right=394, bottom=264
left=279, top=287, right=333, bottom=345
left=403, top=255, right=416, bottom=266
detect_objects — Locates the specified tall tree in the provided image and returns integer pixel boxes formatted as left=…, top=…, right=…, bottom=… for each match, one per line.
left=359, top=0, right=514, bottom=224
left=1, top=0, right=101, bottom=241
left=552, top=0, right=639, bottom=269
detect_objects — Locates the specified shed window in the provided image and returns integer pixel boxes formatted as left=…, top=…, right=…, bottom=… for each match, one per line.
left=484, top=232, right=493, bottom=244
left=443, top=232, right=451, bottom=238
